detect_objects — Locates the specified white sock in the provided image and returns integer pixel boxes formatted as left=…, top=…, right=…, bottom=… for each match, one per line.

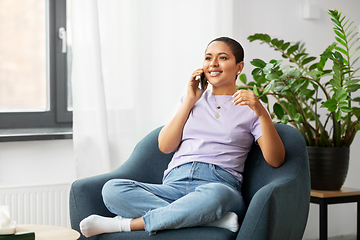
left=79, top=215, right=131, bottom=238
left=205, top=212, right=239, bottom=232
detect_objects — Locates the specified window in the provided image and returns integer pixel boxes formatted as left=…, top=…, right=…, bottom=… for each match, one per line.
left=0, top=0, right=72, bottom=131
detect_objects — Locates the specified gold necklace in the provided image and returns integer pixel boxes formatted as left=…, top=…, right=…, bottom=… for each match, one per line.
left=213, top=94, right=233, bottom=119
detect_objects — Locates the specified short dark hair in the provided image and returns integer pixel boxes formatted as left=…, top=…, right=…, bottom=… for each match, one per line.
left=206, top=37, right=244, bottom=64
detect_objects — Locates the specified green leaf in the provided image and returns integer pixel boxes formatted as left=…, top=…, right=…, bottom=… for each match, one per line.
left=331, top=16, right=341, bottom=27
left=348, top=24, right=358, bottom=36
left=302, top=56, right=317, bottom=65
left=281, top=67, right=301, bottom=79
left=273, top=103, right=284, bottom=119
left=335, top=37, right=347, bottom=48
left=346, top=84, right=360, bottom=92
left=304, top=70, right=323, bottom=79
left=239, top=73, right=247, bottom=85
left=263, top=34, right=271, bottom=43
left=298, top=89, right=314, bottom=97
left=292, top=79, right=308, bottom=93
left=263, top=63, right=275, bottom=75
left=353, top=107, right=360, bottom=118
left=320, top=51, right=333, bottom=59
left=329, top=78, right=342, bottom=89
left=344, top=20, right=353, bottom=33
left=274, top=84, right=285, bottom=93
left=322, top=99, right=338, bottom=112
left=287, top=44, right=299, bottom=55
left=335, top=110, right=342, bottom=122
left=355, top=123, right=360, bottom=131
left=309, top=63, right=318, bottom=71
left=251, top=68, right=262, bottom=76
left=334, top=51, right=344, bottom=60
left=253, top=85, right=259, bottom=96
left=287, top=103, right=296, bottom=117
left=334, top=29, right=345, bottom=40
left=247, top=35, right=256, bottom=42
left=353, top=97, right=360, bottom=102
left=263, top=80, right=275, bottom=94
left=251, top=59, right=266, bottom=68
left=265, top=72, right=279, bottom=80
left=338, top=100, right=348, bottom=108
left=351, top=54, right=360, bottom=66
left=272, top=59, right=283, bottom=68
left=293, top=52, right=307, bottom=62
left=281, top=42, right=290, bottom=51
left=349, top=34, right=360, bottom=48
left=271, top=38, right=279, bottom=46
left=351, top=45, right=360, bottom=58
left=275, top=40, right=284, bottom=48
left=254, top=75, right=267, bottom=84
left=294, top=113, right=302, bottom=124
left=340, top=106, right=352, bottom=113
left=280, top=85, right=291, bottom=93
left=335, top=46, right=348, bottom=56
left=260, top=95, right=268, bottom=104
left=334, top=88, right=347, bottom=101
left=281, top=115, right=289, bottom=124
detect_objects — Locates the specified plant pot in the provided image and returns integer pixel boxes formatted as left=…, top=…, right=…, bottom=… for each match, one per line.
left=307, top=146, right=350, bottom=191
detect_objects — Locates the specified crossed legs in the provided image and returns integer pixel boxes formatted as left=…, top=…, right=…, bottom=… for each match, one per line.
left=80, top=177, right=246, bottom=237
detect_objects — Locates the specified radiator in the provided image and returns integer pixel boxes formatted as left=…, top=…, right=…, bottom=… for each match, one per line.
left=0, top=183, right=71, bottom=228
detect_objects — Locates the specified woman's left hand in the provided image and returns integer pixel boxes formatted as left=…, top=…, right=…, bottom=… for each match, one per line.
left=232, top=90, right=266, bottom=117
left=233, top=89, right=285, bottom=167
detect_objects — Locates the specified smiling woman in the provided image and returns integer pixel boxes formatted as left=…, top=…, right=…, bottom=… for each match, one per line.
left=77, top=37, right=284, bottom=237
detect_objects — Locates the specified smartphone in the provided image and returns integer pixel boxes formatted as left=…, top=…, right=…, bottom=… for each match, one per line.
left=199, top=72, right=207, bottom=91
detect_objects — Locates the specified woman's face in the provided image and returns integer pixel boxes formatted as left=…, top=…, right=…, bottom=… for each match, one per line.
left=203, top=41, right=244, bottom=91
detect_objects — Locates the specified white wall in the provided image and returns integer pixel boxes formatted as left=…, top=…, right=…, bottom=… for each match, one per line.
left=0, top=139, right=76, bottom=186
left=233, top=0, right=360, bottom=239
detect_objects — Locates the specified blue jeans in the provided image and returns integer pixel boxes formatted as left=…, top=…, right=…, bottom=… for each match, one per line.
left=102, top=162, right=246, bottom=233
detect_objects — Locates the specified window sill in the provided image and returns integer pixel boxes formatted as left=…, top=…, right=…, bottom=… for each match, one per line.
left=0, top=128, right=73, bottom=142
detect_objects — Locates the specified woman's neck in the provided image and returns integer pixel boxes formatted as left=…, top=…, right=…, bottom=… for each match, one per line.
left=212, top=86, right=237, bottom=96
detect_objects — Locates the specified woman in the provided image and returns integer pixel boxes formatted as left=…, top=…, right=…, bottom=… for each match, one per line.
left=80, top=37, right=285, bottom=237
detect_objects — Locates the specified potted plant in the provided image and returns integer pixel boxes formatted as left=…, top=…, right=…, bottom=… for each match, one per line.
left=239, top=9, right=360, bottom=190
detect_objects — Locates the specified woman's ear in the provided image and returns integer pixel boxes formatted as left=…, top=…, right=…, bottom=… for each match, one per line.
left=236, top=61, right=244, bottom=75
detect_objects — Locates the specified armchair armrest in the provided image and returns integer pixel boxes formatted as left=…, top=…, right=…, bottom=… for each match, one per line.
left=69, top=127, right=174, bottom=240
left=237, top=156, right=310, bottom=240
left=238, top=123, right=311, bottom=240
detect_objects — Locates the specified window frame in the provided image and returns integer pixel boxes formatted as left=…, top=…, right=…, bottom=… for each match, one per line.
left=0, top=0, right=72, bottom=130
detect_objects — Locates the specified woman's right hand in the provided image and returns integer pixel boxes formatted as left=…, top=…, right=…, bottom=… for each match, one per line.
left=186, top=68, right=207, bottom=105
left=158, top=68, right=207, bottom=154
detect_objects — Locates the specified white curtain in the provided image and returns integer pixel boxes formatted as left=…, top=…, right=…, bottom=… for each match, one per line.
left=71, top=0, right=235, bottom=179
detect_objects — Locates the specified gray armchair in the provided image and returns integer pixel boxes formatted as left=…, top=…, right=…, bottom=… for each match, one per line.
left=69, top=123, right=310, bottom=240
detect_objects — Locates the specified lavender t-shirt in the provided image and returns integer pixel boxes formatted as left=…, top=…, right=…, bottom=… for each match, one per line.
left=163, top=90, right=264, bottom=182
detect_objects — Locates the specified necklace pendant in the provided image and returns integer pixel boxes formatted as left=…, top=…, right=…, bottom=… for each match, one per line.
left=215, top=113, right=220, bottom=119
left=217, top=106, right=221, bottom=109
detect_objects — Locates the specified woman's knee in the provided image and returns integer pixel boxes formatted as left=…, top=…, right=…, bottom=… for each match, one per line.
left=195, top=183, right=243, bottom=212
left=102, top=179, right=134, bottom=206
